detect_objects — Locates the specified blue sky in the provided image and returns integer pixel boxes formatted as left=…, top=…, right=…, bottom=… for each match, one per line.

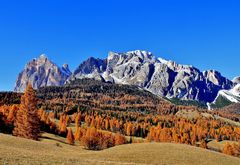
left=0, top=0, right=240, bottom=91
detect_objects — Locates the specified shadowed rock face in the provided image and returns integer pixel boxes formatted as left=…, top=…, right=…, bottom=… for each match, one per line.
left=67, top=57, right=107, bottom=82
left=14, top=54, right=71, bottom=92
left=70, top=50, right=233, bottom=103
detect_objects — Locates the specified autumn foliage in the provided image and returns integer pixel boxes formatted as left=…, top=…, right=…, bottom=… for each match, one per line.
left=223, top=142, right=240, bottom=157
left=1, top=81, right=240, bottom=155
left=84, top=128, right=112, bottom=150
left=66, top=128, right=75, bottom=145
left=0, top=112, right=6, bottom=132
left=13, top=84, right=41, bottom=140
left=114, top=132, right=127, bottom=145
left=73, top=126, right=126, bottom=150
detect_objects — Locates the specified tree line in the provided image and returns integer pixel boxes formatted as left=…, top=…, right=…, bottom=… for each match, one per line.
left=0, top=83, right=240, bottom=157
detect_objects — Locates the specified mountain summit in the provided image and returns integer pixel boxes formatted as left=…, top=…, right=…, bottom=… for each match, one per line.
left=70, top=50, right=233, bottom=103
left=15, top=50, right=234, bottom=103
left=14, top=54, right=72, bottom=92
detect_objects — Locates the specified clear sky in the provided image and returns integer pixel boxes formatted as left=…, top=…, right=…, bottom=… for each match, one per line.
left=0, top=0, right=240, bottom=91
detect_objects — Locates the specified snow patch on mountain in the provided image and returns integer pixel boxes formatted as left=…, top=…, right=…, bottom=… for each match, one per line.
left=158, top=57, right=168, bottom=64
left=214, top=90, right=239, bottom=103
left=211, top=83, right=240, bottom=108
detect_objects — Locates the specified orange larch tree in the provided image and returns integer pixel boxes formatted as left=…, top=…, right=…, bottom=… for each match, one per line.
left=13, top=84, right=41, bottom=140
left=82, top=127, right=100, bottom=150
left=75, top=112, right=81, bottom=127
left=199, top=139, right=207, bottom=149
left=0, top=112, right=6, bottom=132
left=114, top=132, right=126, bottom=146
left=67, top=128, right=75, bottom=145
left=223, top=142, right=235, bottom=156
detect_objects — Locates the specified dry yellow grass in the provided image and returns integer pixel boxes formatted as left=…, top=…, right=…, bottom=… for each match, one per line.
left=176, top=109, right=201, bottom=120
left=177, top=110, right=240, bottom=126
left=0, top=133, right=240, bottom=165
left=207, top=139, right=238, bottom=152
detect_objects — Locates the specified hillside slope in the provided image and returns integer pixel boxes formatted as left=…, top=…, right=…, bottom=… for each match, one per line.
left=0, top=133, right=239, bottom=165
left=211, top=84, right=240, bottom=108
left=37, top=78, right=180, bottom=115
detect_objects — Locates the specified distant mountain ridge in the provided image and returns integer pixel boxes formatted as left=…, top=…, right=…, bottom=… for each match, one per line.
left=14, top=50, right=236, bottom=104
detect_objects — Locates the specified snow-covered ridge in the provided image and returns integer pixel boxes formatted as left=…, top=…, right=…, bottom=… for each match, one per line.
left=158, top=57, right=168, bottom=64
left=212, top=83, right=240, bottom=106
left=214, top=90, right=239, bottom=103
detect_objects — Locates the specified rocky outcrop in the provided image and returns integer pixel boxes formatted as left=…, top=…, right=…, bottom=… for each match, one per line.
left=14, top=54, right=72, bottom=92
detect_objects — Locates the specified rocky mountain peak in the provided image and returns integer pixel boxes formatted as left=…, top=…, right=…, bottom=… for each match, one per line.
left=70, top=50, right=234, bottom=103
left=107, top=50, right=156, bottom=69
left=15, top=50, right=235, bottom=104
left=39, top=53, right=47, bottom=59
left=36, top=54, right=48, bottom=63
left=14, top=54, right=71, bottom=92
left=203, top=70, right=232, bottom=88
left=62, top=63, right=69, bottom=69
left=62, top=63, right=72, bottom=76
left=73, top=57, right=106, bottom=75
left=127, top=50, right=153, bottom=58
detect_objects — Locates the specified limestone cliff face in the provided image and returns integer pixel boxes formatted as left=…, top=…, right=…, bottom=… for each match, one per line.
left=14, top=54, right=71, bottom=92
left=70, top=50, right=233, bottom=103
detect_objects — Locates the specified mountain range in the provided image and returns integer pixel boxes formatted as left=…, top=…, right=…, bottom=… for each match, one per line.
left=14, top=50, right=239, bottom=106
